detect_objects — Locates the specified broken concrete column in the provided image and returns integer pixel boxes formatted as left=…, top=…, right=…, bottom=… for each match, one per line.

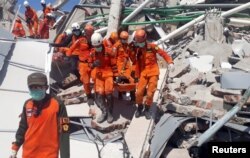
left=165, top=103, right=225, bottom=119
left=205, top=10, right=225, bottom=43
left=106, top=0, right=122, bottom=37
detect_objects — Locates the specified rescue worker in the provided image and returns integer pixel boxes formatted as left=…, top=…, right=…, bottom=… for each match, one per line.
left=24, top=1, right=39, bottom=38
left=10, top=72, right=70, bottom=158
left=90, top=33, right=116, bottom=123
left=38, top=13, right=53, bottom=39
left=50, top=29, right=73, bottom=48
left=41, top=0, right=53, bottom=16
left=40, top=0, right=56, bottom=27
left=82, top=24, right=97, bottom=86
left=134, top=29, right=174, bottom=119
left=51, top=29, right=72, bottom=62
left=12, top=18, right=26, bottom=38
left=104, top=31, right=119, bottom=48
left=113, top=31, right=135, bottom=101
left=66, top=23, right=94, bottom=106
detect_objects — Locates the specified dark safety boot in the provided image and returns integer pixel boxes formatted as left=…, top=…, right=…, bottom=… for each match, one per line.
left=106, top=94, right=114, bottom=124
left=144, top=106, right=151, bottom=120
left=96, top=94, right=107, bottom=123
left=135, top=104, right=143, bottom=118
left=87, top=94, right=94, bottom=106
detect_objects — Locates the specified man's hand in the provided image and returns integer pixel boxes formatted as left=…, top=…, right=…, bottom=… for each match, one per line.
left=168, top=63, right=174, bottom=72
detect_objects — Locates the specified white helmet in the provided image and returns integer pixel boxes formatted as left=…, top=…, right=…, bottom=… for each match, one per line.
left=40, top=0, right=46, bottom=4
left=91, top=33, right=103, bottom=46
left=65, top=29, right=72, bottom=36
left=71, top=22, right=80, bottom=30
left=23, top=1, right=29, bottom=7
left=46, top=13, right=53, bottom=17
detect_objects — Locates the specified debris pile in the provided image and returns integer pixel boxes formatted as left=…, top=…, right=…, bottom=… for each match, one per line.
left=158, top=8, right=250, bottom=126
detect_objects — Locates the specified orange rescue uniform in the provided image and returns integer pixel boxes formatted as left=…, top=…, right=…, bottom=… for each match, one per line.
left=39, top=17, right=51, bottom=39
left=113, top=40, right=134, bottom=83
left=135, top=43, right=173, bottom=106
left=67, top=36, right=92, bottom=95
left=25, top=7, right=39, bottom=37
left=12, top=20, right=26, bottom=38
left=90, top=46, right=115, bottom=95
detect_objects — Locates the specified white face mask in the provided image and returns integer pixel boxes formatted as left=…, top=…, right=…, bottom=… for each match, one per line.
left=136, top=42, right=145, bottom=48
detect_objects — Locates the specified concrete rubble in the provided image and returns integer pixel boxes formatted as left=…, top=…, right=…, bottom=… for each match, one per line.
left=51, top=1, right=250, bottom=157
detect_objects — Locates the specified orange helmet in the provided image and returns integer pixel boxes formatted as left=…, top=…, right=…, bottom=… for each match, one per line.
left=120, top=31, right=129, bottom=40
left=16, top=18, right=21, bottom=23
left=110, top=32, right=118, bottom=43
left=84, top=24, right=94, bottom=34
left=134, top=29, right=146, bottom=42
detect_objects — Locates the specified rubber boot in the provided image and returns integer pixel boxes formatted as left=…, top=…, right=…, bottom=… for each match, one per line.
left=96, top=94, right=107, bottom=123
left=106, top=94, right=114, bottom=124
left=87, top=94, right=94, bottom=106
left=135, top=104, right=143, bottom=118
left=144, top=106, right=151, bottom=120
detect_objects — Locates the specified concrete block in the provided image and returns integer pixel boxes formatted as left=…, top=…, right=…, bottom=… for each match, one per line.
left=57, top=85, right=84, bottom=101
left=166, top=103, right=225, bottom=119
left=180, top=70, right=200, bottom=86
left=233, top=58, right=250, bottom=72
left=169, top=59, right=190, bottom=78
left=224, top=95, right=250, bottom=105
left=211, top=83, right=242, bottom=97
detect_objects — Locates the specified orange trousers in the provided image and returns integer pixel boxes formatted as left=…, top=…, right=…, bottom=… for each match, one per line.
left=136, top=75, right=158, bottom=106
left=27, top=21, right=38, bottom=37
left=78, top=62, right=91, bottom=95
left=95, top=73, right=113, bottom=95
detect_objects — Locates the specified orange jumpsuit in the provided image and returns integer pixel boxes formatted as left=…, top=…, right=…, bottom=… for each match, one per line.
left=135, top=43, right=173, bottom=106
left=113, top=40, right=134, bottom=83
left=25, top=7, right=39, bottom=37
left=67, top=36, right=92, bottom=95
left=90, top=46, right=115, bottom=95
left=39, top=17, right=51, bottom=39
left=42, top=6, right=55, bottom=26
left=54, top=33, right=69, bottom=53
left=12, top=21, right=26, bottom=38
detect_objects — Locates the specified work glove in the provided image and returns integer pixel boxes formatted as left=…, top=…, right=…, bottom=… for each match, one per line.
left=92, top=60, right=101, bottom=68
left=168, top=63, right=174, bottom=72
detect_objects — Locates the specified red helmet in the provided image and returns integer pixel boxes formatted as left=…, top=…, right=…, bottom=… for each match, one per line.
left=110, top=32, right=118, bottom=43
left=134, top=29, right=146, bottom=42
left=120, top=31, right=129, bottom=40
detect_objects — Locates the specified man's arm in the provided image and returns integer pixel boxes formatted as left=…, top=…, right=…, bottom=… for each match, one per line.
left=50, top=35, right=72, bottom=47
left=11, top=101, right=29, bottom=153
left=57, top=98, right=70, bottom=158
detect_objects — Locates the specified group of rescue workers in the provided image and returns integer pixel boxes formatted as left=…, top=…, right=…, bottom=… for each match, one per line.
left=9, top=1, right=175, bottom=158
left=12, top=0, right=56, bottom=39
left=51, top=21, right=174, bottom=124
